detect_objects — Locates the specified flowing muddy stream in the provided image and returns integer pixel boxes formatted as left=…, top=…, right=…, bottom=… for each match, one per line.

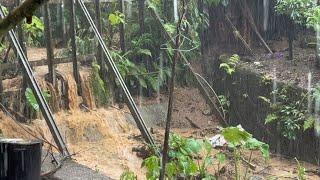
left=0, top=87, right=319, bottom=179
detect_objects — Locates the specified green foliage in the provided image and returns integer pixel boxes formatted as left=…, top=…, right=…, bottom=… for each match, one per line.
left=265, top=113, right=278, bottom=124
left=260, top=75, right=272, bottom=85
left=90, top=62, right=109, bottom=107
left=108, top=11, right=125, bottom=26
left=265, top=86, right=314, bottom=140
left=142, top=134, right=217, bottom=179
left=141, top=155, right=161, bottom=180
left=221, top=126, right=270, bottom=179
left=120, top=170, right=137, bottom=180
left=258, top=96, right=272, bottom=105
left=219, top=54, right=240, bottom=75
left=164, top=23, right=176, bottom=35
left=222, top=126, right=270, bottom=160
left=275, top=0, right=320, bottom=32
left=25, top=87, right=51, bottom=112
left=306, top=6, right=320, bottom=30
left=75, top=29, right=97, bottom=55
left=22, top=16, right=44, bottom=47
left=244, top=138, right=270, bottom=160
left=222, top=126, right=251, bottom=147
left=112, top=50, right=170, bottom=92
left=295, top=158, right=306, bottom=180
left=218, top=95, right=230, bottom=113
left=303, top=116, right=315, bottom=131
left=127, top=33, right=153, bottom=58
left=275, top=0, right=316, bottom=24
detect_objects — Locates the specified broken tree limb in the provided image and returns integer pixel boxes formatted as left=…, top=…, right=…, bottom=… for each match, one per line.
left=185, top=117, right=201, bottom=129
left=225, top=15, right=256, bottom=57
left=0, top=0, right=48, bottom=38
left=147, top=4, right=228, bottom=127
left=239, top=0, right=273, bottom=54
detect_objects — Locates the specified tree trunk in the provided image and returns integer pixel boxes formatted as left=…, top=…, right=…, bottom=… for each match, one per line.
left=43, top=2, right=56, bottom=86
left=287, top=18, right=294, bottom=61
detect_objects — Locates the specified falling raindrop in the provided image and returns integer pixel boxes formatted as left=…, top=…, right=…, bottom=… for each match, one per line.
left=308, top=71, right=312, bottom=114
left=272, top=68, right=281, bottom=156
left=173, top=0, right=179, bottom=22
left=263, top=0, right=270, bottom=32
left=157, top=52, right=164, bottom=104
left=139, top=85, right=143, bottom=109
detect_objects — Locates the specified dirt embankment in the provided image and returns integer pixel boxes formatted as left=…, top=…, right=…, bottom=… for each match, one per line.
left=0, top=86, right=319, bottom=179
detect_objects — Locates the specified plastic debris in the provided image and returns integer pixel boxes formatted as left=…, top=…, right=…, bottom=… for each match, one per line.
left=209, top=134, right=227, bottom=148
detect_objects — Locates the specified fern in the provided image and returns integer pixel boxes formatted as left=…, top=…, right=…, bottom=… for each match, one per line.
left=219, top=54, right=239, bottom=75
left=265, top=113, right=278, bottom=124
left=303, top=116, right=315, bottom=131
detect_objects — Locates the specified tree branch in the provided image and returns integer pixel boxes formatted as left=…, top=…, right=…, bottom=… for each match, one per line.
left=0, top=0, right=48, bottom=37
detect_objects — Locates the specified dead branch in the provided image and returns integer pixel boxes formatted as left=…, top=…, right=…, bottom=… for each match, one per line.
left=239, top=0, right=273, bottom=54
left=225, top=15, right=256, bottom=58
left=0, top=0, right=48, bottom=37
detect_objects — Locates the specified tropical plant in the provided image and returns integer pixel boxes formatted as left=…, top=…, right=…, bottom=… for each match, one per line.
left=112, top=50, right=170, bottom=92
left=275, top=0, right=316, bottom=24
left=265, top=86, right=315, bottom=140
left=25, top=87, right=51, bottom=112
left=22, top=16, right=44, bottom=47
left=218, top=95, right=230, bottom=114
left=295, top=158, right=306, bottom=180
left=120, top=170, right=137, bottom=180
left=142, top=134, right=217, bottom=179
left=219, top=54, right=240, bottom=75
left=108, top=11, right=125, bottom=26
left=126, top=33, right=153, bottom=58
left=221, top=126, right=270, bottom=180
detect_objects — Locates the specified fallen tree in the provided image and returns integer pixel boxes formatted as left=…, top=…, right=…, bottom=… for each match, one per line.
left=0, top=0, right=48, bottom=37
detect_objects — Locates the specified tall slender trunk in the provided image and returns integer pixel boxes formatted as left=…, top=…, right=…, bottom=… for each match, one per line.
left=287, top=18, right=294, bottom=61
left=160, top=2, right=186, bottom=179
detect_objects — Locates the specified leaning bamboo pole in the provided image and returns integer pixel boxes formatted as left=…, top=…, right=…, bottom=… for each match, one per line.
left=147, top=4, right=228, bottom=127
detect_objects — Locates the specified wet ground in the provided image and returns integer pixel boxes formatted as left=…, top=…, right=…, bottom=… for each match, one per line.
left=0, top=87, right=319, bottom=179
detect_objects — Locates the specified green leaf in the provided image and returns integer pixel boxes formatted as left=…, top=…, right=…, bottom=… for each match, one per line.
left=164, top=23, right=176, bottom=35
left=303, top=116, right=315, bottom=131
left=25, top=88, right=39, bottom=111
left=244, top=138, right=270, bottom=160
left=141, top=156, right=160, bottom=180
left=260, top=144, right=270, bottom=160
left=137, top=49, right=152, bottom=57
left=258, top=96, right=271, bottom=104
left=265, top=113, right=278, bottom=124
left=221, top=126, right=252, bottom=146
left=120, top=170, right=137, bottom=180
left=185, top=138, right=202, bottom=154
left=215, top=152, right=226, bottom=163
left=108, top=11, right=125, bottom=26
left=166, top=162, right=177, bottom=178
left=138, top=78, right=148, bottom=89
left=25, top=87, right=51, bottom=112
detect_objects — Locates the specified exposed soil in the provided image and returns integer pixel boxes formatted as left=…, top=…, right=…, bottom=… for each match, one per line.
left=236, top=38, right=320, bottom=89
left=0, top=88, right=319, bottom=179
left=1, top=43, right=320, bottom=179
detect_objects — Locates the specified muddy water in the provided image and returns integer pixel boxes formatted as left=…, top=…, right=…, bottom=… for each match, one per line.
left=1, top=85, right=320, bottom=179
left=0, top=109, right=146, bottom=179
